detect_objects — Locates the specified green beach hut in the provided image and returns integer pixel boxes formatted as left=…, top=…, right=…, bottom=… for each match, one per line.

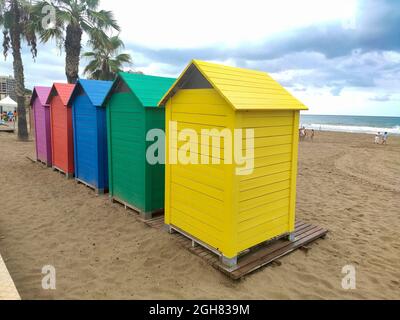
left=104, top=72, right=176, bottom=219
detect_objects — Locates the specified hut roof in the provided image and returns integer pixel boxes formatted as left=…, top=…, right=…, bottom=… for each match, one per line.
left=46, top=83, right=75, bottom=106
left=105, top=72, right=176, bottom=108
left=30, top=86, right=52, bottom=107
left=68, top=79, right=113, bottom=107
left=159, top=60, right=308, bottom=111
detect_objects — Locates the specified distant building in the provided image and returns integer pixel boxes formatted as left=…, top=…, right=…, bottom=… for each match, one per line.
left=0, top=75, right=16, bottom=101
left=126, top=69, right=144, bottom=75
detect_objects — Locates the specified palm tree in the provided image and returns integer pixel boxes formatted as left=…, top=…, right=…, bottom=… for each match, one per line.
left=82, top=35, right=132, bottom=81
left=1, top=0, right=37, bottom=141
left=33, top=0, right=120, bottom=83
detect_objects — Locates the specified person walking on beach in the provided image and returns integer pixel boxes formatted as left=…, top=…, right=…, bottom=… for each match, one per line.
left=299, top=127, right=306, bottom=141
left=382, top=132, right=388, bottom=145
left=310, top=129, right=315, bottom=142
left=375, top=132, right=381, bottom=144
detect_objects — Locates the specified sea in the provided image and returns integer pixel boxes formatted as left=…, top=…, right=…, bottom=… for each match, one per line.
left=300, top=115, right=400, bottom=136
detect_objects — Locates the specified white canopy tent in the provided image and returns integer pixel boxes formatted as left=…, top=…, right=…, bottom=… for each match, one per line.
left=0, top=96, right=17, bottom=113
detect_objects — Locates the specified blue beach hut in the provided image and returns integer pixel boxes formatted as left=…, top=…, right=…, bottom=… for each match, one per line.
left=68, top=79, right=113, bottom=194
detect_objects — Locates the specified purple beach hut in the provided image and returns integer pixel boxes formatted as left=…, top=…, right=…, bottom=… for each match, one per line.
left=30, top=86, right=52, bottom=166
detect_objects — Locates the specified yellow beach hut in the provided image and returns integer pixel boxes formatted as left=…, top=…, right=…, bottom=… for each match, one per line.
left=159, top=60, right=308, bottom=267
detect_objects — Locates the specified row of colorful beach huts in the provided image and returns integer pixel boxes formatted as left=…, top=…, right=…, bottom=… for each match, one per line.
left=30, top=60, right=307, bottom=266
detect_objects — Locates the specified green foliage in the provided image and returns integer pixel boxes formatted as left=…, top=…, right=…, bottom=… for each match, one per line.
left=31, top=0, right=120, bottom=83
left=1, top=0, right=38, bottom=60
left=83, top=35, right=132, bottom=81
left=32, top=0, right=120, bottom=42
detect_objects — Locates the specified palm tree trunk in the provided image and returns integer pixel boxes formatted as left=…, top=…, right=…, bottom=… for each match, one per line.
left=65, top=23, right=82, bottom=84
left=10, top=0, right=28, bottom=141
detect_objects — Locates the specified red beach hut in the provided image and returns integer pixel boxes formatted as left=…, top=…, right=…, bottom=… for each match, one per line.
left=46, top=83, right=75, bottom=178
left=30, top=86, right=52, bottom=166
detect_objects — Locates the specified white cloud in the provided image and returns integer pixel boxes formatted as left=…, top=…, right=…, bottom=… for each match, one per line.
left=101, top=0, right=357, bottom=48
left=290, top=87, right=400, bottom=117
left=1, top=0, right=398, bottom=116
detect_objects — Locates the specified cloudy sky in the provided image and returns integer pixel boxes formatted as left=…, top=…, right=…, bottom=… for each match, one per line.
left=1, top=0, right=399, bottom=116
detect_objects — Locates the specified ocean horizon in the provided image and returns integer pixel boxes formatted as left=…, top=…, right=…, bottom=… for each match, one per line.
left=300, top=114, right=400, bottom=135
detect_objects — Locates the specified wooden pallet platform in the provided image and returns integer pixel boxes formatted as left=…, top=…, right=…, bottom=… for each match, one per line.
left=144, top=217, right=328, bottom=280
left=218, top=221, right=328, bottom=279
left=36, top=159, right=52, bottom=167
left=144, top=215, right=165, bottom=229
left=76, top=178, right=106, bottom=195
left=111, top=197, right=164, bottom=221
left=26, top=155, right=51, bottom=167
left=52, top=166, right=74, bottom=179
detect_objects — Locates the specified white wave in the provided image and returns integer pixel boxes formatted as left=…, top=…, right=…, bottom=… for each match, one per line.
left=302, top=124, right=400, bottom=135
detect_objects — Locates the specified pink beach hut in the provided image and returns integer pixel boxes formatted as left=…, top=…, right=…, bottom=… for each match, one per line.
left=30, top=86, right=52, bottom=166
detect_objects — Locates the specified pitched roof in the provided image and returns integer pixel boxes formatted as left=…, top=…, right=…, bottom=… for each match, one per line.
left=68, top=79, right=113, bottom=107
left=46, top=83, right=75, bottom=106
left=109, top=72, right=176, bottom=107
left=159, top=60, right=308, bottom=111
left=0, top=95, right=17, bottom=107
left=30, top=86, right=51, bottom=107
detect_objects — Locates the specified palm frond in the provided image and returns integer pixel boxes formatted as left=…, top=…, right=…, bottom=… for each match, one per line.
left=0, top=0, right=7, bottom=26
left=86, top=9, right=120, bottom=31
left=81, top=51, right=96, bottom=58
left=84, top=24, right=109, bottom=47
left=29, top=0, right=121, bottom=82
left=30, top=1, right=67, bottom=42
left=82, top=34, right=132, bottom=80
left=84, top=0, right=100, bottom=10
left=83, top=58, right=101, bottom=74
left=115, top=53, right=132, bottom=64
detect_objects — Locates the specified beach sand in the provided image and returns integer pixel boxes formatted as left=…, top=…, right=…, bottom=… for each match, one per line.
left=0, top=130, right=399, bottom=300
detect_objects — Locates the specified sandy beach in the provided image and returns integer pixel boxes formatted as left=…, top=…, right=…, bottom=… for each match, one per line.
left=0, top=130, right=399, bottom=300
